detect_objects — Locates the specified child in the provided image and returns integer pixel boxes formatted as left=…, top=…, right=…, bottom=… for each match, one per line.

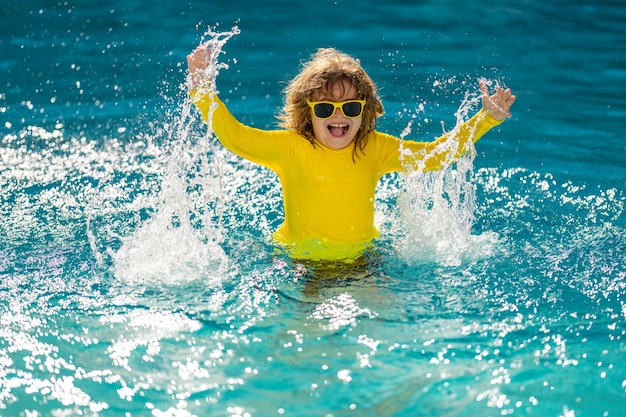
left=187, top=46, right=515, bottom=261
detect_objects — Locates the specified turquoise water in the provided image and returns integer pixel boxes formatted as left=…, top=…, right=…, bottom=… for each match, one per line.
left=2, top=1, right=625, bottom=416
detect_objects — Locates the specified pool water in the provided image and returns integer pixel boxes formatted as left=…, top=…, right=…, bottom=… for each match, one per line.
left=2, top=1, right=625, bottom=416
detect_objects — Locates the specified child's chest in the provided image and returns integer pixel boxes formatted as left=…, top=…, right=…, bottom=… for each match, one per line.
left=281, top=147, right=380, bottom=194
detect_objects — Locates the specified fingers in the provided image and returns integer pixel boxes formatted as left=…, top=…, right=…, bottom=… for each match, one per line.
left=187, top=44, right=213, bottom=81
left=187, top=43, right=212, bottom=64
left=195, top=42, right=211, bottom=60
left=480, top=81, right=513, bottom=100
left=493, top=86, right=515, bottom=103
left=479, top=80, right=515, bottom=120
left=479, top=79, right=489, bottom=97
left=186, top=44, right=214, bottom=89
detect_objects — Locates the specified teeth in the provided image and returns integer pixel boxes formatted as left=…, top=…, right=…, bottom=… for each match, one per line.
left=328, top=123, right=349, bottom=137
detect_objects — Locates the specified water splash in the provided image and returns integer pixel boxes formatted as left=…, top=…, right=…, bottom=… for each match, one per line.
left=393, top=81, right=500, bottom=266
left=89, top=26, right=242, bottom=283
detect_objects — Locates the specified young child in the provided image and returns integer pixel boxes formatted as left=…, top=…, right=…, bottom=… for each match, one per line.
left=187, top=46, right=515, bottom=261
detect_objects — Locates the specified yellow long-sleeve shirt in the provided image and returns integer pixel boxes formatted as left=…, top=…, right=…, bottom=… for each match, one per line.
left=192, top=92, right=502, bottom=260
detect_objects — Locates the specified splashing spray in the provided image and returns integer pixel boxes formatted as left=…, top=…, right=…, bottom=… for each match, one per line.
left=394, top=81, right=499, bottom=266
left=89, top=26, right=241, bottom=283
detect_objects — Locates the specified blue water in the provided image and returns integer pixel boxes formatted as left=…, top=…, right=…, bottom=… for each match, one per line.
left=2, top=1, right=625, bottom=416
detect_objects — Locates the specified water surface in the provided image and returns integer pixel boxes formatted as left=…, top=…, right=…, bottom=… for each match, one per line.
left=1, top=1, right=625, bottom=416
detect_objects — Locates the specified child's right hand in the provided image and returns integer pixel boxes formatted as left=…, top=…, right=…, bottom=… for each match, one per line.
left=186, top=43, right=212, bottom=89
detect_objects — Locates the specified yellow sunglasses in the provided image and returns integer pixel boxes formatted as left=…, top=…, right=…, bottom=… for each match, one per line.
left=306, top=99, right=366, bottom=119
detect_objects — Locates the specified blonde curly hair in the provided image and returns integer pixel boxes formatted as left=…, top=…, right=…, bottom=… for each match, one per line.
left=277, top=48, right=384, bottom=159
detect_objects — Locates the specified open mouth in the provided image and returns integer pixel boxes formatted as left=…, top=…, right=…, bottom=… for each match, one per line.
left=328, top=123, right=349, bottom=137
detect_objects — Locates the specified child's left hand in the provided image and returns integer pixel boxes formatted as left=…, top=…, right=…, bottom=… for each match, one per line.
left=480, top=80, right=516, bottom=121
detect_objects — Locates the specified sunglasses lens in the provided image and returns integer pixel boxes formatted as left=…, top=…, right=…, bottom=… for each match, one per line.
left=313, top=103, right=335, bottom=119
left=342, top=101, right=363, bottom=117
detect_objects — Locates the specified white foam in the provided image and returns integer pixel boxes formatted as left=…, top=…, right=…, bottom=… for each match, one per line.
left=110, top=202, right=227, bottom=284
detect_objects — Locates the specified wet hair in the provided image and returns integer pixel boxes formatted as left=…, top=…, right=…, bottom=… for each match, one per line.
left=277, top=48, right=384, bottom=159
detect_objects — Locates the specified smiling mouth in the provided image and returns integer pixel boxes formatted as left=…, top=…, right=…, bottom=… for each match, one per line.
left=328, top=123, right=349, bottom=137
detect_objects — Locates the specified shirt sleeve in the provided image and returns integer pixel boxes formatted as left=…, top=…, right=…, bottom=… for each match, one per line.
left=190, top=91, right=292, bottom=169
left=378, top=109, right=504, bottom=173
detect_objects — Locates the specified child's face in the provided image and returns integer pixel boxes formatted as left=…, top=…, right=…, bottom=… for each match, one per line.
left=310, top=80, right=362, bottom=150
